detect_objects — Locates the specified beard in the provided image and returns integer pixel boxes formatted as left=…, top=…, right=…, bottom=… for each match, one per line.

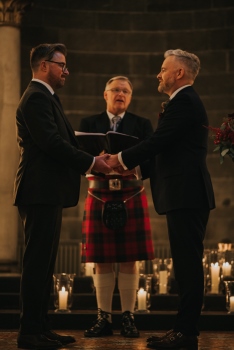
left=158, top=78, right=175, bottom=94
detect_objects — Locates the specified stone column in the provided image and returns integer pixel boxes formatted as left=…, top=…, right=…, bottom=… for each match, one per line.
left=0, top=0, right=33, bottom=270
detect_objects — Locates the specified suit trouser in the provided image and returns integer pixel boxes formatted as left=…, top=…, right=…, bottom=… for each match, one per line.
left=18, top=204, right=63, bottom=334
left=166, top=208, right=210, bottom=336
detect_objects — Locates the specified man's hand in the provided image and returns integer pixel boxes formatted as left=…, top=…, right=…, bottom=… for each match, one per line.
left=93, top=154, right=112, bottom=174
left=106, top=154, right=121, bottom=168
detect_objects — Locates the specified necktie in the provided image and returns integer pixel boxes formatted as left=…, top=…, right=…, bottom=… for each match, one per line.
left=112, top=116, right=121, bottom=132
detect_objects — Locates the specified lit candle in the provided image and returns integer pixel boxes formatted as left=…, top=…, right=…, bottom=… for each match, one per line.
left=59, top=286, right=68, bottom=310
left=137, top=288, right=147, bottom=310
left=222, top=262, right=231, bottom=276
left=230, top=296, right=234, bottom=312
left=159, top=271, right=167, bottom=294
left=85, top=263, right=94, bottom=276
left=211, top=263, right=220, bottom=293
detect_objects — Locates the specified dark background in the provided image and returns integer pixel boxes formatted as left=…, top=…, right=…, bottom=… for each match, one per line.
left=18, top=0, right=234, bottom=261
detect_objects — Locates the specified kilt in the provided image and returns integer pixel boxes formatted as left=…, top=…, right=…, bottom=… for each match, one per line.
left=81, top=176, right=155, bottom=263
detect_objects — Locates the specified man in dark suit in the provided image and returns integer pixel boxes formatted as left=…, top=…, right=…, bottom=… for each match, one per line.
left=107, top=50, right=215, bottom=349
left=13, top=43, right=112, bottom=350
left=79, top=76, right=155, bottom=338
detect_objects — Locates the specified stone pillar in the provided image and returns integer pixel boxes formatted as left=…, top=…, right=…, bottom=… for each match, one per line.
left=0, top=0, right=33, bottom=270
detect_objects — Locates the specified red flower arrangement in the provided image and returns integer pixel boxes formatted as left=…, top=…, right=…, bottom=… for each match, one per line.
left=207, top=113, right=234, bottom=164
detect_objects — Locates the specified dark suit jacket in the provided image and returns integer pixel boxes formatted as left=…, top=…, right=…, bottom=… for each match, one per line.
left=13, top=81, right=93, bottom=207
left=79, top=111, right=153, bottom=141
left=121, top=86, right=215, bottom=214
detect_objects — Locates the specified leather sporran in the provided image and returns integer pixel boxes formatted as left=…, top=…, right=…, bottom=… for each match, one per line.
left=102, top=200, right=128, bottom=230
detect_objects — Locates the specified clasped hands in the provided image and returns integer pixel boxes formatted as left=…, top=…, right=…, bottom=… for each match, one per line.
left=92, top=154, right=134, bottom=175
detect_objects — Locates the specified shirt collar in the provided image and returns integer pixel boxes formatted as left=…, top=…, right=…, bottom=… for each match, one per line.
left=169, top=85, right=191, bottom=100
left=106, top=110, right=125, bottom=122
left=32, top=78, right=54, bottom=95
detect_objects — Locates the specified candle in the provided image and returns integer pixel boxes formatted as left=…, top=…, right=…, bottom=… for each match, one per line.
left=230, top=296, right=234, bottom=312
left=159, top=270, right=167, bottom=294
left=211, top=263, right=220, bottom=294
left=59, top=286, right=68, bottom=310
left=85, top=263, right=94, bottom=276
left=137, top=288, right=147, bottom=310
left=222, top=262, right=231, bottom=276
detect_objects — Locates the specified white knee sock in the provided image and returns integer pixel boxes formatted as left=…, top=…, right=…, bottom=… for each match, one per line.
left=118, top=272, right=139, bottom=313
left=93, top=272, right=115, bottom=321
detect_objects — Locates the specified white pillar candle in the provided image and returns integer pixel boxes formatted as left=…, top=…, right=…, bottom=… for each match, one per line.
left=230, top=296, right=234, bottom=312
left=85, top=263, right=94, bottom=276
left=159, top=270, right=167, bottom=294
left=222, top=262, right=231, bottom=276
left=59, top=286, right=68, bottom=310
left=137, top=288, right=147, bottom=310
left=211, top=263, right=220, bottom=293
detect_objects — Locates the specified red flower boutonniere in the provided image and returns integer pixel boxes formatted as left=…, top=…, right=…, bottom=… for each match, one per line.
left=207, top=113, right=234, bottom=164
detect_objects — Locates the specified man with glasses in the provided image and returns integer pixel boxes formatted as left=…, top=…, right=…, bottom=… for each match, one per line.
left=13, top=43, right=112, bottom=350
left=79, top=76, right=155, bottom=338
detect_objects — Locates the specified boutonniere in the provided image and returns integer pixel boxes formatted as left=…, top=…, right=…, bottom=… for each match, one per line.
left=206, top=113, right=234, bottom=164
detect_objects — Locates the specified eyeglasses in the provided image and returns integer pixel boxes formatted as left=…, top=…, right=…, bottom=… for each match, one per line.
left=45, top=60, right=68, bottom=73
left=106, top=88, right=132, bottom=96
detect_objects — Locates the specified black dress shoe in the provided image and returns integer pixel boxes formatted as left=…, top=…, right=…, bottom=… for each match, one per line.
left=44, top=330, right=76, bottom=345
left=84, top=308, right=113, bottom=337
left=147, top=329, right=173, bottom=342
left=147, top=331, right=198, bottom=349
left=120, top=311, right=139, bottom=338
left=17, top=333, right=62, bottom=349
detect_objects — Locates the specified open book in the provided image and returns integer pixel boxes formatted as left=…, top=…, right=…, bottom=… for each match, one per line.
left=75, top=131, right=139, bottom=156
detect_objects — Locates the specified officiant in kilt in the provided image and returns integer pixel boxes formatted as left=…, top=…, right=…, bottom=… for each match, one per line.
left=79, top=76, right=155, bottom=338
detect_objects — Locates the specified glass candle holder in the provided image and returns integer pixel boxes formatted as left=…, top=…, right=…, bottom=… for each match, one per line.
left=224, top=280, right=234, bottom=314
left=135, top=274, right=151, bottom=313
left=152, top=258, right=172, bottom=294
left=53, top=273, right=75, bottom=313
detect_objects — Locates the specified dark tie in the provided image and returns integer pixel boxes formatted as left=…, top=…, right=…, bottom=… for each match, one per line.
left=111, top=116, right=121, bottom=132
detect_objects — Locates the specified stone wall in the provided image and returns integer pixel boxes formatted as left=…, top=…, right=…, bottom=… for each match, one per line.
left=18, top=0, right=234, bottom=249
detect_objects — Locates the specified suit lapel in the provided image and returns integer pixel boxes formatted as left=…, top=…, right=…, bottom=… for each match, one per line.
left=121, top=112, right=136, bottom=135
left=95, top=112, right=111, bottom=133
left=29, top=81, right=78, bottom=145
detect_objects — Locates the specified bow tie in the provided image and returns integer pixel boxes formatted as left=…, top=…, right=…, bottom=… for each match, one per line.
left=161, top=99, right=170, bottom=112
left=111, top=116, right=121, bottom=132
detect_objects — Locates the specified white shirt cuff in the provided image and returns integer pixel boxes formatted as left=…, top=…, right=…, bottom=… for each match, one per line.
left=118, top=152, right=128, bottom=170
left=85, top=157, right=95, bottom=174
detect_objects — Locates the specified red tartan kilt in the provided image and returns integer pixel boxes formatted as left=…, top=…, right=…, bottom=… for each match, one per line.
left=81, top=178, right=155, bottom=263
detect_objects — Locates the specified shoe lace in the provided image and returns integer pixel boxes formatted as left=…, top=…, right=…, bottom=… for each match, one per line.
left=91, top=308, right=110, bottom=329
left=122, top=311, right=137, bottom=331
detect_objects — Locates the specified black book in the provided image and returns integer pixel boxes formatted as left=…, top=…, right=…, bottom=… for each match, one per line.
left=75, top=131, right=139, bottom=156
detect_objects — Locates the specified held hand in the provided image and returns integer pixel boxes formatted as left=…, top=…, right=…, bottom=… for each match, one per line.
left=106, top=154, right=120, bottom=168
left=93, top=154, right=112, bottom=174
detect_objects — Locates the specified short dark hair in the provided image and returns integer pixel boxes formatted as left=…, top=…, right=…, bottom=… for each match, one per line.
left=30, top=43, right=67, bottom=71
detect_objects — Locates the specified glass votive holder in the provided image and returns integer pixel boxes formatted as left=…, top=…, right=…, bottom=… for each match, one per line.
left=152, top=258, right=172, bottom=294
left=218, top=242, right=232, bottom=252
left=224, top=280, right=234, bottom=314
left=222, top=262, right=232, bottom=278
left=53, top=273, right=75, bottom=313
left=135, top=274, right=151, bottom=313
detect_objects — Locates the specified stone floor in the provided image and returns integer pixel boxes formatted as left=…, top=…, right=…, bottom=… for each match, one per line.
left=1, top=330, right=234, bottom=350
